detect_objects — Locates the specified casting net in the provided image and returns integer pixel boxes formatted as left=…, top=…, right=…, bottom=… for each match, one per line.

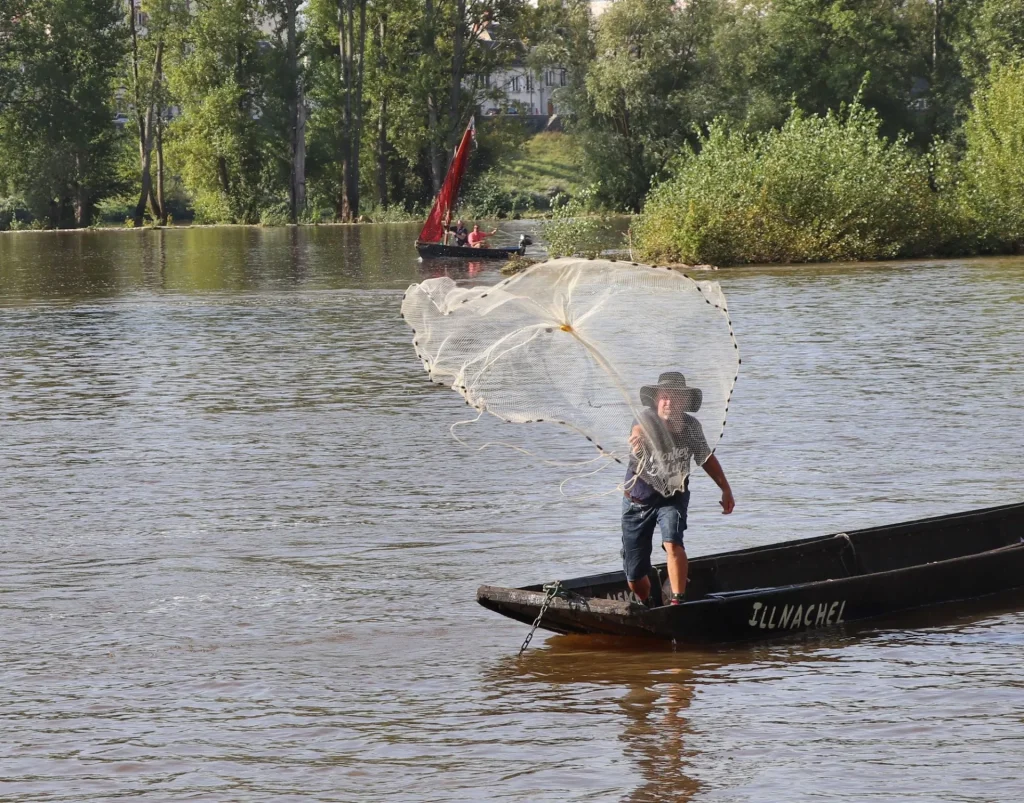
left=401, top=257, right=739, bottom=495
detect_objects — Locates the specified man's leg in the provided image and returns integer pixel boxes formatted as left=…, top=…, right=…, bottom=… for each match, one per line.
left=621, top=497, right=657, bottom=601
left=664, top=543, right=688, bottom=597
left=657, top=492, right=691, bottom=598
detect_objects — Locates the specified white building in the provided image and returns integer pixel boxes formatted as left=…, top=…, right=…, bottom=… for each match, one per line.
left=480, top=60, right=568, bottom=117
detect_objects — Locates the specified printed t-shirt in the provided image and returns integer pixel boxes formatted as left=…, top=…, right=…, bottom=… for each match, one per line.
left=624, top=409, right=711, bottom=504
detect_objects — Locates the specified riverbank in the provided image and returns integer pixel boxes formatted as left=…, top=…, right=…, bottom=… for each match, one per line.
left=0, top=212, right=565, bottom=235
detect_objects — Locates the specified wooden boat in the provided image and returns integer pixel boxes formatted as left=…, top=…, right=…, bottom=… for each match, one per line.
left=416, top=240, right=525, bottom=260
left=477, top=502, right=1024, bottom=644
left=415, top=118, right=522, bottom=261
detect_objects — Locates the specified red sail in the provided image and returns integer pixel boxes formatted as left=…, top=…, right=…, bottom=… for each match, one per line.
left=418, top=120, right=475, bottom=244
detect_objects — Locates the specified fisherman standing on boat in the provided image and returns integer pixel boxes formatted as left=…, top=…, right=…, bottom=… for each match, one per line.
left=622, top=372, right=735, bottom=607
left=468, top=223, right=498, bottom=248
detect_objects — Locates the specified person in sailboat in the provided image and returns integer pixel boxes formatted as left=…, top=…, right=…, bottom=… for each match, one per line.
left=448, top=219, right=469, bottom=247
left=621, top=372, right=735, bottom=608
left=468, top=223, right=498, bottom=248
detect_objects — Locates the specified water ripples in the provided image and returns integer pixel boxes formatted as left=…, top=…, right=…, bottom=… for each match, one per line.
left=1, top=231, right=1023, bottom=801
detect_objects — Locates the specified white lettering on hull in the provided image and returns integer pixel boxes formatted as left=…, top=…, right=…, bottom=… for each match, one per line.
left=748, top=600, right=848, bottom=632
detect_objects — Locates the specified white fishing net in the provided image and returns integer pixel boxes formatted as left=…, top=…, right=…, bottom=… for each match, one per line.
left=401, top=257, right=739, bottom=496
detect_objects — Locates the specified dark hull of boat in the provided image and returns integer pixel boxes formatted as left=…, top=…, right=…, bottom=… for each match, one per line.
left=477, top=502, right=1024, bottom=644
left=416, top=241, right=524, bottom=260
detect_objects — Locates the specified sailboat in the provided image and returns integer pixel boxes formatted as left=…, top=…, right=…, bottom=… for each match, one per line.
left=415, top=119, right=528, bottom=260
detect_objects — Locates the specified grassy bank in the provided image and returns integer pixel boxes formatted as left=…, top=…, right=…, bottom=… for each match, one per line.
left=460, top=133, right=583, bottom=218
left=485, top=132, right=582, bottom=198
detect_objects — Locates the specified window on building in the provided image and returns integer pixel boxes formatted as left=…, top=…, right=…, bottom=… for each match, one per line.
left=510, top=76, right=520, bottom=92
left=559, top=69, right=567, bottom=87
left=526, top=74, right=533, bottom=91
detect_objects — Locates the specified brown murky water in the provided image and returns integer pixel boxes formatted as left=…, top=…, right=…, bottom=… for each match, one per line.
left=2, top=226, right=1023, bottom=801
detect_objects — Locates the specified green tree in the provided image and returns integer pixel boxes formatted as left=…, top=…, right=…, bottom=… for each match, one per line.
left=959, top=63, right=1024, bottom=249
left=126, top=0, right=189, bottom=226
left=303, top=0, right=527, bottom=220
left=0, top=0, right=127, bottom=227
left=165, top=0, right=282, bottom=223
left=718, top=0, right=931, bottom=139
left=304, top=0, right=368, bottom=220
left=548, top=0, right=724, bottom=212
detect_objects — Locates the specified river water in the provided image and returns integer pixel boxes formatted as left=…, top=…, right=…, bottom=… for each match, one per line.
left=2, top=225, right=1023, bottom=802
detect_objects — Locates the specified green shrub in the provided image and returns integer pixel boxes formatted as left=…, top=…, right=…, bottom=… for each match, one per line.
left=259, top=201, right=291, bottom=227
left=541, top=187, right=621, bottom=258
left=959, top=63, right=1024, bottom=251
left=635, top=101, right=938, bottom=265
left=460, top=172, right=535, bottom=219
left=358, top=203, right=423, bottom=224
left=0, top=194, right=30, bottom=231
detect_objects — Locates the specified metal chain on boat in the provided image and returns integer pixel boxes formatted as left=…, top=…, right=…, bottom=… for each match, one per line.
left=518, top=582, right=562, bottom=655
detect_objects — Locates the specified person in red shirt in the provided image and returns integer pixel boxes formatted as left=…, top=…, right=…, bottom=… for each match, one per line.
left=467, top=223, right=498, bottom=248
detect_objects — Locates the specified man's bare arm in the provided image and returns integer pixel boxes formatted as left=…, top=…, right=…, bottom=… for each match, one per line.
left=702, top=454, right=735, bottom=514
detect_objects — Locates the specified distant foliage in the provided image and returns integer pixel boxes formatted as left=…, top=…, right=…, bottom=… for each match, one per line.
left=0, top=0, right=127, bottom=227
left=360, top=204, right=423, bottom=224
left=460, top=173, right=536, bottom=219
left=0, top=194, right=28, bottom=231
left=165, top=0, right=279, bottom=224
left=958, top=63, right=1024, bottom=251
left=541, top=188, right=621, bottom=258
left=635, top=102, right=938, bottom=265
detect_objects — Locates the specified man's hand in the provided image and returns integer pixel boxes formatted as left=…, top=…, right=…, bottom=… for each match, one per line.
left=701, top=454, right=734, bottom=514
left=720, top=487, right=735, bottom=515
left=628, top=425, right=646, bottom=455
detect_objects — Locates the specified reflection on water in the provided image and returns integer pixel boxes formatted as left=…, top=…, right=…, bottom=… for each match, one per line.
left=1, top=229, right=1023, bottom=801
left=498, top=639, right=705, bottom=802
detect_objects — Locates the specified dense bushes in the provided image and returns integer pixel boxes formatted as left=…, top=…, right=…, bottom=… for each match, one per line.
left=634, top=67, right=1024, bottom=265
left=541, top=189, right=620, bottom=258
left=460, top=173, right=539, bottom=219
left=635, top=102, right=938, bottom=265
left=958, top=64, right=1024, bottom=251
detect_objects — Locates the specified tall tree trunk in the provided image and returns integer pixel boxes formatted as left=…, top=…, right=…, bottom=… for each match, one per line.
left=295, top=79, right=306, bottom=217
left=338, top=0, right=352, bottom=220
left=130, top=3, right=164, bottom=228
left=424, top=0, right=442, bottom=194
left=286, top=0, right=305, bottom=223
left=377, top=94, right=388, bottom=207
left=375, top=14, right=388, bottom=207
left=348, top=0, right=366, bottom=218
left=338, top=0, right=366, bottom=220
left=449, top=0, right=466, bottom=148
left=74, top=154, right=90, bottom=228
left=218, top=156, right=231, bottom=196
left=129, top=0, right=149, bottom=227
left=155, top=106, right=166, bottom=225
left=427, top=95, right=442, bottom=195
left=146, top=41, right=164, bottom=222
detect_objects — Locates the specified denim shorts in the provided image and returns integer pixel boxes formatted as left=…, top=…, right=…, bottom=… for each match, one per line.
left=620, top=491, right=690, bottom=582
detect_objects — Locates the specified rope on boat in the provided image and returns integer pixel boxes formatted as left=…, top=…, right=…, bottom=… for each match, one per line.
left=835, top=532, right=858, bottom=576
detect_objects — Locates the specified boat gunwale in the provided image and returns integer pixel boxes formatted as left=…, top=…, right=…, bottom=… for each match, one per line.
left=415, top=240, right=525, bottom=260
left=477, top=503, right=1024, bottom=615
